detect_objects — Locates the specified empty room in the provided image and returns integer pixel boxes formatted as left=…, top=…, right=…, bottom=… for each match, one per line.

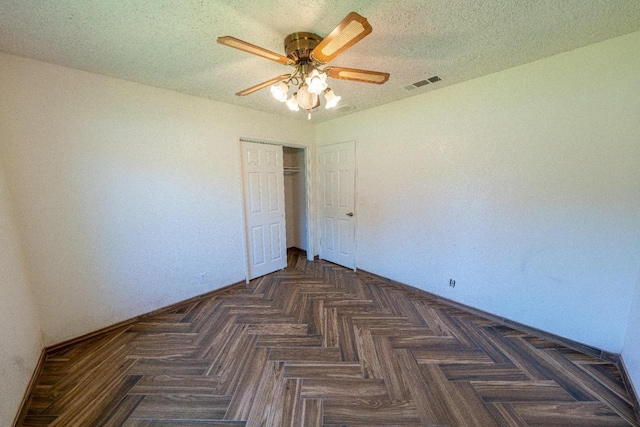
left=1, top=1, right=639, bottom=426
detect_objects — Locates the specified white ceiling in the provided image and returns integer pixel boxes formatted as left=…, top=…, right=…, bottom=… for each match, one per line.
left=1, top=0, right=639, bottom=122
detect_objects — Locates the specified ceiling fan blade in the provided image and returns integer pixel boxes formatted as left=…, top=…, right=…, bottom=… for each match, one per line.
left=235, top=74, right=291, bottom=96
left=311, top=12, right=372, bottom=64
left=217, top=36, right=294, bottom=65
left=326, top=67, right=389, bottom=84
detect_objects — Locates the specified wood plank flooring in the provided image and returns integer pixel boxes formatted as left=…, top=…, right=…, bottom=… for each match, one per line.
left=20, top=250, right=640, bottom=426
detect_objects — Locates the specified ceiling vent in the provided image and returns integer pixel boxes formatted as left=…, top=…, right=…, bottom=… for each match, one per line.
left=404, top=76, right=441, bottom=91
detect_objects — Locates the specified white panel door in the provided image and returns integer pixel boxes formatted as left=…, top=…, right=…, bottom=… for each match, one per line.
left=242, top=141, right=287, bottom=279
left=318, top=141, right=356, bottom=269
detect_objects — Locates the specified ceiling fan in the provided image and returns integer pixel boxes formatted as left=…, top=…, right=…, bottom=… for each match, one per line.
left=217, top=12, right=390, bottom=118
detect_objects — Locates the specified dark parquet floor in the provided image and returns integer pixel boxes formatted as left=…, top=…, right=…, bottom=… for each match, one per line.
left=20, top=250, right=640, bottom=426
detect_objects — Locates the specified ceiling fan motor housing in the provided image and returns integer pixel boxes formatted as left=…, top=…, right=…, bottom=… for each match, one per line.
left=284, top=32, right=322, bottom=63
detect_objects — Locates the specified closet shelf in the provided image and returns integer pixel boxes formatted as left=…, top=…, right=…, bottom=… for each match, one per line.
left=284, top=166, right=301, bottom=174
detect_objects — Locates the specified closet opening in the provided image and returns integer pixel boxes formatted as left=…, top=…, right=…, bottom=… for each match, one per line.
left=239, top=138, right=312, bottom=282
left=283, top=146, right=308, bottom=255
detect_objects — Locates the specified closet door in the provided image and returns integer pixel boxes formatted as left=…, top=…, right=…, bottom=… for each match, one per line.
left=242, top=141, right=287, bottom=279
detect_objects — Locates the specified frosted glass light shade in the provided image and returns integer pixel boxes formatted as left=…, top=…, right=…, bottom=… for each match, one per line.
left=297, top=85, right=318, bottom=110
left=324, top=88, right=341, bottom=109
left=270, top=81, right=289, bottom=102
left=305, top=69, right=328, bottom=95
left=286, top=93, right=299, bottom=111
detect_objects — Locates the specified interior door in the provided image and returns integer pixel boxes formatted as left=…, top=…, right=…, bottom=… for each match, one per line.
left=318, top=141, right=356, bottom=269
left=242, top=141, right=287, bottom=279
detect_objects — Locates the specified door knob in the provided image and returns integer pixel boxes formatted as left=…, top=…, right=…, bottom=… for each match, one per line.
left=346, top=212, right=354, bottom=217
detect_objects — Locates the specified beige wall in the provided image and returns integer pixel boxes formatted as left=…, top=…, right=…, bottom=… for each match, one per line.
left=317, top=31, right=640, bottom=354
left=623, top=271, right=640, bottom=402
left=0, top=162, right=42, bottom=425
left=0, top=53, right=314, bottom=349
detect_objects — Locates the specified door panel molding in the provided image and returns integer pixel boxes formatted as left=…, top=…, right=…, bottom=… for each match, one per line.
left=241, top=141, right=286, bottom=279
left=239, top=137, right=314, bottom=283
left=318, top=140, right=356, bottom=270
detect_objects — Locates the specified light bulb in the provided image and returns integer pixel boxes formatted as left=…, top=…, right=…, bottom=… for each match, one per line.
left=270, top=81, right=288, bottom=102
left=305, top=69, right=328, bottom=95
left=286, top=93, right=299, bottom=111
left=324, top=88, right=341, bottom=109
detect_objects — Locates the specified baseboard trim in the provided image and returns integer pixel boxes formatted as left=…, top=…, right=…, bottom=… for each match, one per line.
left=15, top=267, right=639, bottom=423
left=12, top=347, right=46, bottom=427
left=356, top=267, right=640, bottom=409
left=356, top=268, right=619, bottom=363
left=47, top=280, right=246, bottom=354
left=15, top=280, right=247, bottom=425
left=619, top=357, right=640, bottom=420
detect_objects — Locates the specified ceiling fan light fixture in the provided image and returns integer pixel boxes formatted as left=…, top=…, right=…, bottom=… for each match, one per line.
left=286, top=93, right=300, bottom=111
left=218, top=12, right=389, bottom=117
left=270, top=81, right=289, bottom=102
left=305, top=69, right=328, bottom=95
left=324, top=88, right=341, bottom=109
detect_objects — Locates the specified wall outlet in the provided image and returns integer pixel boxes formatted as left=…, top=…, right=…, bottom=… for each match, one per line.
left=199, top=273, right=208, bottom=284
left=449, top=279, right=456, bottom=288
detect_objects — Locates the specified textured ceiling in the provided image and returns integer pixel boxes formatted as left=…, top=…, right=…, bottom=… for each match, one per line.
left=1, top=0, right=639, bottom=122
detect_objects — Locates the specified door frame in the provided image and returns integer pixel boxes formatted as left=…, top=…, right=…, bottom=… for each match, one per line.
left=238, top=137, right=314, bottom=283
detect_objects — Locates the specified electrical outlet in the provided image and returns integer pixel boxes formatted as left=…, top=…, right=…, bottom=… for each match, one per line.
left=199, top=273, right=208, bottom=284
left=449, top=279, right=456, bottom=288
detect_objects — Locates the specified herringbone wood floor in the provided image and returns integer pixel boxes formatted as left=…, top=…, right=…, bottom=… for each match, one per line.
left=20, top=250, right=640, bottom=426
